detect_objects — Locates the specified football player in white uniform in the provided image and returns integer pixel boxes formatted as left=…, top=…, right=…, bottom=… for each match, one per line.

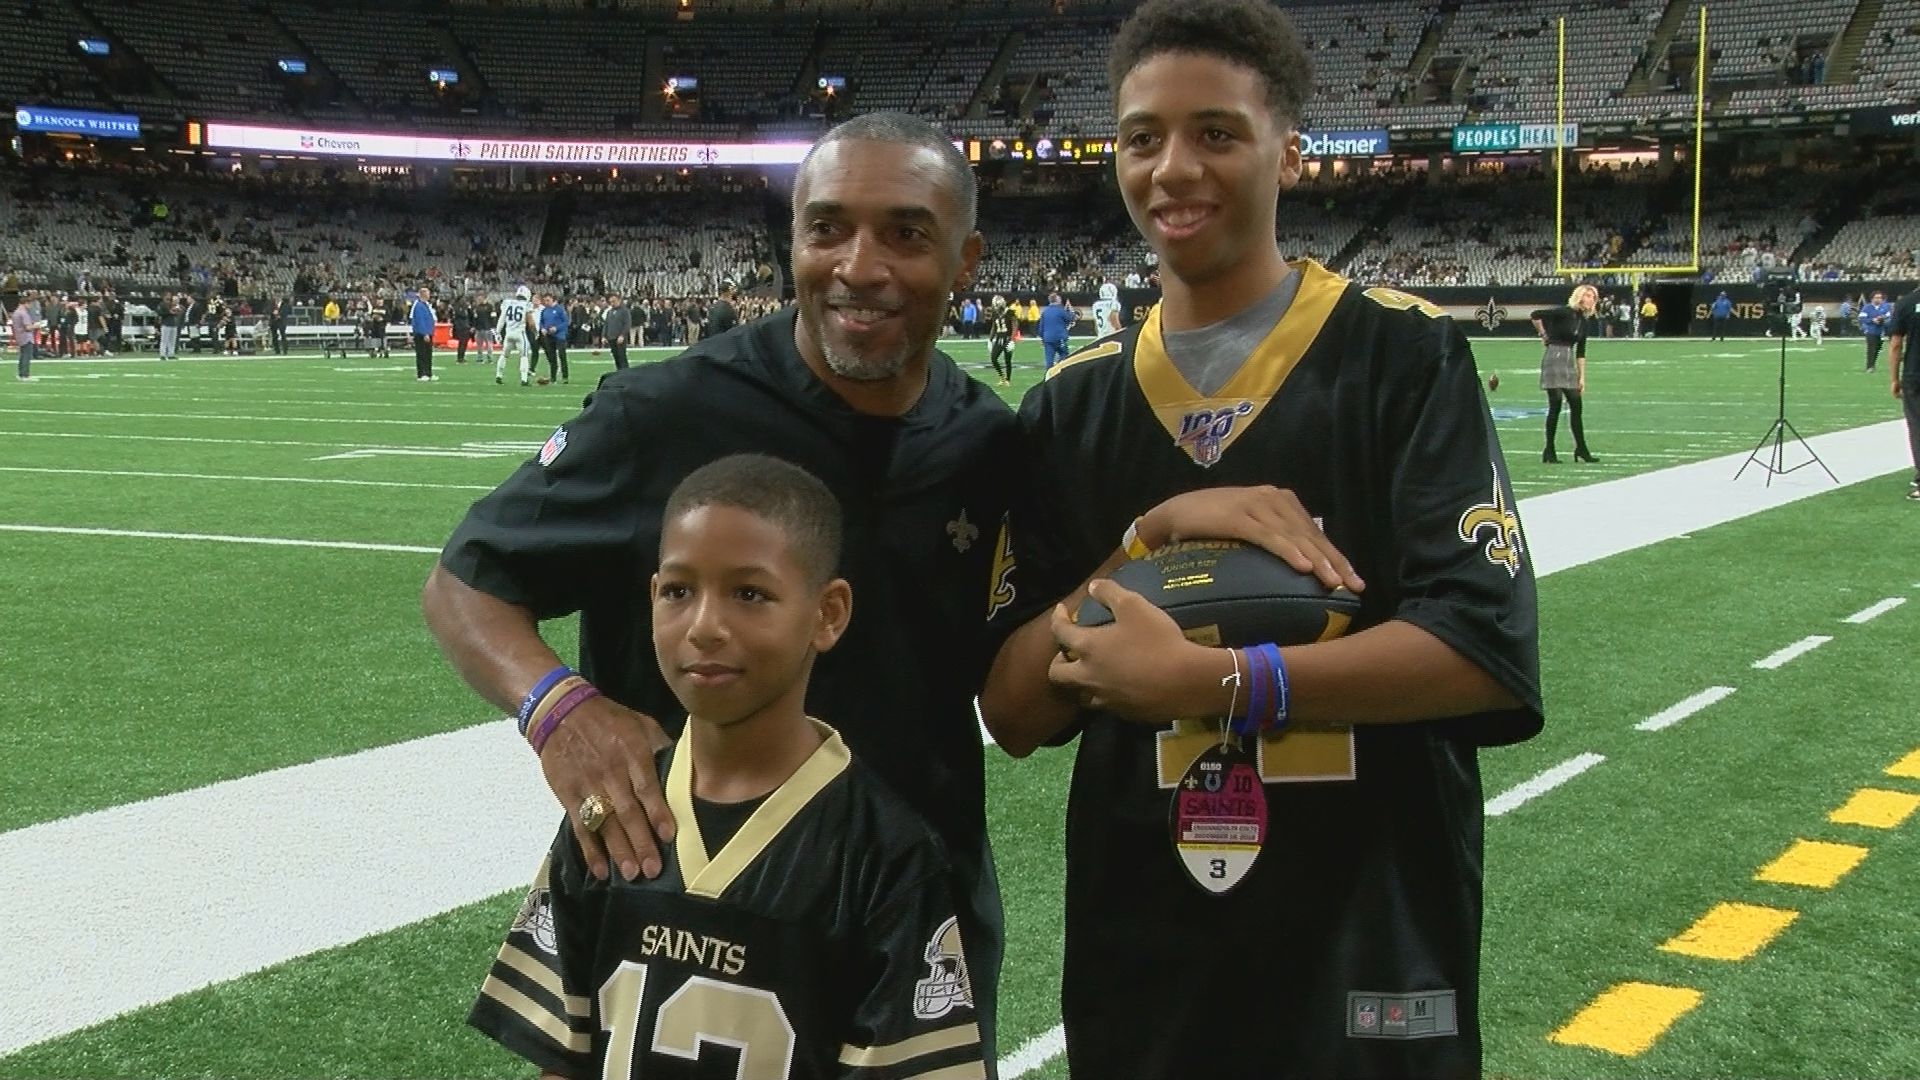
left=1809, top=304, right=1827, bottom=344
left=496, top=285, right=536, bottom=386
left=1091, top=280, right=1123, bottom=337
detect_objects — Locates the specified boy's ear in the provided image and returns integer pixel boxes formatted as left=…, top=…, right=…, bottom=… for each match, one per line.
left=648, top=573, right=659, bottom=603
left=812, top=578, right=853, bottom=653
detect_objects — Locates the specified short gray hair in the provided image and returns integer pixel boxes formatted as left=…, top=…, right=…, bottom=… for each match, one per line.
left=798, top=111, right=977, bottom=234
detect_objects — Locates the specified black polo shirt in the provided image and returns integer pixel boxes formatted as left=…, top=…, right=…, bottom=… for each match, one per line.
left=440, top=307, right=1018, bottom=870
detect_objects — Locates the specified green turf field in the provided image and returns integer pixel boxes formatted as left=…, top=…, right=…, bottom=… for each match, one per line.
left=1, top=332, right=1915, bottom=1079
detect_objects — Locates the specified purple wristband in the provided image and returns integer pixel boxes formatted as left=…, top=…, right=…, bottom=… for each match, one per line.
left=516, top=665, right=574, bottom=735
left=528, top=683, right=601, bottom=754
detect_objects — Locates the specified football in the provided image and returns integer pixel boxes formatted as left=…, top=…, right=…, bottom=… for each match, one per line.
left=1075, top=540, right=1362, bottom=648
left=1487, top=372, right=1500, bottom=392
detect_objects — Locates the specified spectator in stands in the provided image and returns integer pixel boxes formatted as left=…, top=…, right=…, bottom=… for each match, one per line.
left=1863, top=290, right=1892, bottom=371
left=410, top=285, right=437, bottom=382
left=12, top=295, right=36, bottom=381
left=603, top=292, right=632, bottom=371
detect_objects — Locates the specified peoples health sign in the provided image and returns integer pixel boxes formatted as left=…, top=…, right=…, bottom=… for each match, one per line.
left=195, top=122, right=814, bottom=167
left=1450, top=123, right=1581, bottom=153
left=14, top=106, right=140, bottom=139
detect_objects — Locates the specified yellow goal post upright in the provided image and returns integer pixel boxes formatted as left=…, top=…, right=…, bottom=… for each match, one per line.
left=1552, top=5, right=1708, bottom=294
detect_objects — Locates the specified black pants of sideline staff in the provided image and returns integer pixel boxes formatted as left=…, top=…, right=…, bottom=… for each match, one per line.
left=414, top=337, right=434, bottom=380
left=542, top=336, right=569, bottom=382
left=610, top=341, right=629, bottom=370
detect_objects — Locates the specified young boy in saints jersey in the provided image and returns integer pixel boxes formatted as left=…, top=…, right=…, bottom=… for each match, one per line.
left=470, top=453, right=984, bottom=1080
left=980, top=1, right=1541, bottom=1076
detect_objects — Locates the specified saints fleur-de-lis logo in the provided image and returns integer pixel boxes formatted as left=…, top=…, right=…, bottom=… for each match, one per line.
left=698, top=146, right=718, bottom=164
left=1477, top=297, right=1507, bottom=331
left=450, top=141, right=471, bottom=159
left=947, top=509, right=980, bottom=553
left=1457, top=463, right=1523, bottom=577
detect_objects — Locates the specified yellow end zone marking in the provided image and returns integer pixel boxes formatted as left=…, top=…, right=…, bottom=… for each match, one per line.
left=1829, top=788, right=1920, bottom=829
left=1658, top=902, right=1798, bottom=961
left=1884, top=749, right=1920, bottom=780
left=1549, top=982, right=1703, bottom=1057
left=1754, top=839, right=1868, bottom=889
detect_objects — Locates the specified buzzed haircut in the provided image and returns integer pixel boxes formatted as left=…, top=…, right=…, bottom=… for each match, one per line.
left=797, top=111, right=978, bottom=235
left=663, top=454, right=844, bottom=586
left=1109, top=0, right=1315, bottom=130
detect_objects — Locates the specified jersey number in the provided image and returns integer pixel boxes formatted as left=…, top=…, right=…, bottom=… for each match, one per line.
left=599, top=960, right=797, bottom=1080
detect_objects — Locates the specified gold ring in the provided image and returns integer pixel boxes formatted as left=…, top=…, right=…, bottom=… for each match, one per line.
left=578, top=794, right=612, bottom=833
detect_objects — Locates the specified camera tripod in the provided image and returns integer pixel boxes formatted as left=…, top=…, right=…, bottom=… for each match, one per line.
left=1735, top=317, right=1836, bottom=486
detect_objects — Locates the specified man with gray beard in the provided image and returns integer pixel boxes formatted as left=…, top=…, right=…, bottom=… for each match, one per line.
left=422, top=112, right=1016, bottom=1069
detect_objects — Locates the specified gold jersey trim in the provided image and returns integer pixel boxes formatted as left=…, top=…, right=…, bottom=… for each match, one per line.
left=838, top=1020, right=982, bottom=1067
left=667, top=718, right=850, bottom=899
left=1134, top=259, right=1347, bottom=468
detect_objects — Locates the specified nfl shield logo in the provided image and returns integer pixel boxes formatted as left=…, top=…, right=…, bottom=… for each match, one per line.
left=537, top=427, right=568, bottom=466
left=1357, top=1003, right=1377, bottom=1030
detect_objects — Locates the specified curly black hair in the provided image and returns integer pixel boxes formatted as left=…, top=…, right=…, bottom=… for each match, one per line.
left=1108, top=0, right=1315, bottom=129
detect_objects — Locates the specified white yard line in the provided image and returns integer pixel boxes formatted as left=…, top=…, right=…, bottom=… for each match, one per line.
left=1483, top=754, right=1608, bottom=818
left=0, top=419, right=1912, bottom=1060
left=1842, top=597, right=1907, bottom=624
left=0, top=466, right=493, bottom=491
left=0, top=429, right=538, bottom=452
left=1636, top=686, right=1737, bottom=732
left=998, top=1025, right=1068, bottom=1078
left=0, top=524, right=439, bottom=554
left=0, top=406, right=532, bottom=429
left=1752, top=635, right=1833, bottom=671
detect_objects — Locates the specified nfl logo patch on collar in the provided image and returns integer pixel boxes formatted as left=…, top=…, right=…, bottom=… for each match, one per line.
left=538, top=427, right=568, bottom=467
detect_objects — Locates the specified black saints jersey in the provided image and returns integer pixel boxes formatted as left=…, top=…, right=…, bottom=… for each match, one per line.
left=986, top=309, right=1015, bottom=341
left=995, top=260, right=1542, bottom=1079
left=471, top=723, right=985, bottom=1080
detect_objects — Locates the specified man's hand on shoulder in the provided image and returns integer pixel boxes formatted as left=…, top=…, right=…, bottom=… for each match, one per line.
left=540, top=695, right=677, bottom=882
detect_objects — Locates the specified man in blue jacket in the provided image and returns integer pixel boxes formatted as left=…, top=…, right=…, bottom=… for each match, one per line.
left=410, top=286, right=437, bottom=382
left=538, top=291, right=571, bottom=385
left=1863, top=290, right=1892, bottom=372
left=1037, top=291, right=1076, bottom=371
left=1709, top=291, right=1732, bottom=340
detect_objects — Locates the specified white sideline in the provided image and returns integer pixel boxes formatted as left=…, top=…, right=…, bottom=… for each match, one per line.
left=0, top=420, right=1913, bottom=1059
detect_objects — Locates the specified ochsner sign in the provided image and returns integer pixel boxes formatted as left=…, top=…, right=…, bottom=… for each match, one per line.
left=1299, top=129, right=1389, bottom=157
left=193, top=122, right=814, bottom=167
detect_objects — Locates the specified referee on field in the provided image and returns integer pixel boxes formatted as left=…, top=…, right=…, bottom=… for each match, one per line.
left=410, top=286, right=436, bottom=381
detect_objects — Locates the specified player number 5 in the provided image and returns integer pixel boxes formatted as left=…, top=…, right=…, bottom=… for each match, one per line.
left=599, top=960, right=797, bottom=1080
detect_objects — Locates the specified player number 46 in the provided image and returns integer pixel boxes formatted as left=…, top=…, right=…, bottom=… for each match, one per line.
left=599, top=960, right=797, bottom=1080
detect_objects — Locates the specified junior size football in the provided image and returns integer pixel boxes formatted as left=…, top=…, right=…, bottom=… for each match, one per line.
left=1076, top=540, right=1362, bottom=647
